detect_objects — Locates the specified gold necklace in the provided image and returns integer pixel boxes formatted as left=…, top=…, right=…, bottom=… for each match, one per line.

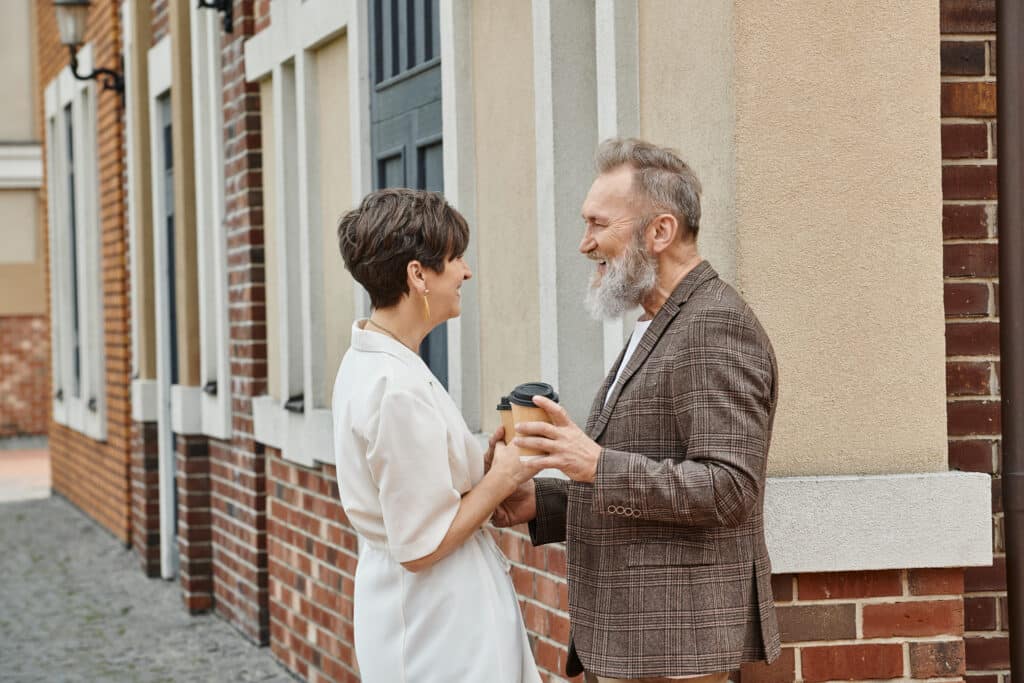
left=367, top=318, right=415, bottom=352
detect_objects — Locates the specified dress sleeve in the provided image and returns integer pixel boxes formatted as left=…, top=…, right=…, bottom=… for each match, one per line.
left=366, top=387, right=461, bottom=563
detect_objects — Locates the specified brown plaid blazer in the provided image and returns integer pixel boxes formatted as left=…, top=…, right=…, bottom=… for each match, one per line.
left=530, top=261, right=781, bottom=678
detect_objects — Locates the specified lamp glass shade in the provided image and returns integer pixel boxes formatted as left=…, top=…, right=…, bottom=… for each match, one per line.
left=54, top=1, right=91, bottom=47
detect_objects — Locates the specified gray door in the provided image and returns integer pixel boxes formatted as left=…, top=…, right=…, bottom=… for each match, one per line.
left=369, top=0, right=448, bottom=387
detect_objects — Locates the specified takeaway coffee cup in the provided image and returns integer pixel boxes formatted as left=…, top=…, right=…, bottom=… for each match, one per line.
left=508, top=382, right=559, bottom=457
left=497, top=396, right=516, bottom=445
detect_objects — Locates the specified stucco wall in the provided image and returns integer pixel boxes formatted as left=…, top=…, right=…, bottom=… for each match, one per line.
left=638, top=0, right=948, bottom=476
left=0, top=0, right=37, bottom=141
left=471, top=1, right=541, bottom=430
left=315, top=35, right=354, bottom=386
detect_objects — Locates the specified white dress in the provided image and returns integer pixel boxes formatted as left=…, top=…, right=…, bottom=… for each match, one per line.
left=332, top=321, right=541, bottom=683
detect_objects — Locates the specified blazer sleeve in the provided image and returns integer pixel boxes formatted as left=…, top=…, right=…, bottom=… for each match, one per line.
left=367, top=387, right=462, bottom=562
left=528, top=477, right=569, bottom=545
left=592, top=307, right=774, bottom=528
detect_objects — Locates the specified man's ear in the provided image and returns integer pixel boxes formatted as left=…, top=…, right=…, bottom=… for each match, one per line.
left=648, top=213, right=679, bottom=255
left=407, top=260, right=428, bottom=294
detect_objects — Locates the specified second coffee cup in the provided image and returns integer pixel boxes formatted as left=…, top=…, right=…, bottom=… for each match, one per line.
left=508, top=382, right=559, bottom=457
left=497, top=396, right=515, bottom=445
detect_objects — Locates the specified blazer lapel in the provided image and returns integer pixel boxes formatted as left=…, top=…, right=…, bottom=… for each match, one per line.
left=589, top=260, right=718, bottom=442
left=586, top=345, right=627, bottom=436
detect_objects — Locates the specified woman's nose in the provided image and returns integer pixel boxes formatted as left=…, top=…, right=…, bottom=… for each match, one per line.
left=464, top=263, right=473, bottom=280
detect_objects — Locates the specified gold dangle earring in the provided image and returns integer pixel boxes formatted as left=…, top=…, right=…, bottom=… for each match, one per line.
left=423, top=290, right=431, bottom=322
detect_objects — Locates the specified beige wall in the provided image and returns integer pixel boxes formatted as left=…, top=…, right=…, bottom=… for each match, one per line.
left=260, top=78, right=280, bottom=401
left=471, top=1, right=541, bottom=430
left=316, top=36, right=355, bottom=384
left=639, top=0, right=736, bottom=283
left=0, top=0, right=38, bottom=141
left=639, top=0, right=947, bottom=476
left=0, top=191, right=45, bottom=314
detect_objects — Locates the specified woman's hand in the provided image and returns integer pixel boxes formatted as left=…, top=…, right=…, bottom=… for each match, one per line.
left=488, top=440, right=544, bottom=497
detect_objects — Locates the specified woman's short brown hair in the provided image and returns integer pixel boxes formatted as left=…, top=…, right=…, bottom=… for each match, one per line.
left=336, top=188, right=470, bottom=309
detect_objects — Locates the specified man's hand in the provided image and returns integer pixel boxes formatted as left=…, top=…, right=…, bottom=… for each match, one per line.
left=512, top=396, right=603, bottom=483
left=483, top=427, right=538, bottom=527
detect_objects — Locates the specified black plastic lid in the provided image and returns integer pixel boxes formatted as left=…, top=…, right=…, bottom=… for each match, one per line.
left=497, top=395, right=512, bottom=411
left=509, top=382, right=559, bottom=407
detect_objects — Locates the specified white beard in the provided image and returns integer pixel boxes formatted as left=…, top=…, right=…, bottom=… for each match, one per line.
left=584, top=242, right=657, bottom=320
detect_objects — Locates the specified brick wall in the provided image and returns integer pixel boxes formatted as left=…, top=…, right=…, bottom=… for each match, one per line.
left=35, top=0, right=132, bottom=543
left=209, top=0, right=271, bottom=644
left=151, top=0, right=168, bottom=45
left=131, top=421, right=160, bottom=576
left=939, top=0, right=1008, bottom=679
left=178, top=434, right=214, bottom=612
left=266, top=451, right=359, bottom=683
left=0, top=315, right=49, bottom=437
left=736, top=570, right=966, bottom=682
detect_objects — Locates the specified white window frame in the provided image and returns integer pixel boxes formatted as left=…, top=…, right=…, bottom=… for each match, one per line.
left=189, top=1, right=232, bottom=440
left=44, top=44, right=106, bottom=441
left=245, top=0, right=362, bottom=467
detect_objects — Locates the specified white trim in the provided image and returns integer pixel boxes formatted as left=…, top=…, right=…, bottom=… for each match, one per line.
left=189, top=2, right=232, bottom=440
left=440, top=0, right=479, bottom=428
left=170, top=385, right=203, bottom=435
left=346, top=0, right=372, bottom=321
left=531, top=0, right=559, bottom=387
left=765, top=472, right=992, bottom=573
left=131, top=379, right=159, bottom=422
left=245, top=0, right=368, bottom=463
left=0, top=145, right=43, bottom=188
left=147, top=35, right=177, bottom=580
left=43, top=44, right=106, bottom=441
left=123, top=0, right=143, bottom=382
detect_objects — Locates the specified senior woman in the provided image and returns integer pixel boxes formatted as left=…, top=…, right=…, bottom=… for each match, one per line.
left=332, top=188, right=542, bottom=682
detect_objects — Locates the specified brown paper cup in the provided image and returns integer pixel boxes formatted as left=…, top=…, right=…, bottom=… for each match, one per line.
left=510, top=404, right=552, bottom=456
left=499, top=409, right=516, bottom=446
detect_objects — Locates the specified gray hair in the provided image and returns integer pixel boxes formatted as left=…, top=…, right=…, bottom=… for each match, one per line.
left=594, top=137, right=702, bottom=240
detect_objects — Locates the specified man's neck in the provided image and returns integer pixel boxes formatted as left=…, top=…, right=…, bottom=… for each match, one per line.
left=640, top=250, right=703, bottom=319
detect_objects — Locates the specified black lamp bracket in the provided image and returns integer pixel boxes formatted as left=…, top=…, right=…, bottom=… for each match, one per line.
left=197, top=0, right=233, bottom=34
left=68, top=46, right=124, bottom=103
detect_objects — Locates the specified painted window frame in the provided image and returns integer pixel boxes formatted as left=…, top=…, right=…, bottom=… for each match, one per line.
left=44, top=44, right=106, bottom=441
left=189, top=2, right=232, bottom=440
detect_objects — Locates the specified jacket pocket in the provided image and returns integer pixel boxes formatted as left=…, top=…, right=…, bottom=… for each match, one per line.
left=626, top=539, right=716, bottom=566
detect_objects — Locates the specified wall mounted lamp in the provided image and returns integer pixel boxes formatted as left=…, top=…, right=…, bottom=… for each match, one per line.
left=53, top=0, right=124, bottom=100
left=197, top=0, right=233, bottom=33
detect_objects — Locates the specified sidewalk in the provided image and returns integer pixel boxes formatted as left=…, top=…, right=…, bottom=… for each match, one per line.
left=0, top=494, right=297, bottom=682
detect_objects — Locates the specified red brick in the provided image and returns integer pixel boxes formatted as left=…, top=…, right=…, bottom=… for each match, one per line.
left=801, top=643, right=904, bottom=682
left=944, top=243, right=999, bottom=278
left=909, top=567, right=966, bottom=595
left=738, top=647, right=795, bottom=683
left=942, top=82, right=997, bottom=118
left=771, top=574, right=794, bottom=602
left=909, top=640, right=966, bottom=677
left=945, top=282, right=990, bottom=317
left=943, top=204, right=990, bottom=240
left=943, top=123, right=989, bottom=158
left=965, top=556, right=1006, bottom=591
left=941, top=41, right=988, bottom=76
left=943, top=164, right=998, bottom=200
left=947, top=361, right=993, bottom=396
left=947, top=400, right=1001, bottom=436
left=965, top=595, right=998, bottom=631
left=946, top=321, right=1000, bottom=356
left=862, top=599, right=964, bottom=638
left=796, top=570, right=902, bottom=600
left=776, top=603, right=855, bottom=642
left=964, top=634, right=1010, bottom=669
left=940, top=0, right=996, bottom=34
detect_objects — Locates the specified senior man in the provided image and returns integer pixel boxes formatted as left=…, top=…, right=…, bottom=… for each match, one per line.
left=499, top=138, right=781, bottom=682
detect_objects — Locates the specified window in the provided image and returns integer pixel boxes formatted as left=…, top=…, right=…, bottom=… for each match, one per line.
left=44, top=44, right=105, bottom=440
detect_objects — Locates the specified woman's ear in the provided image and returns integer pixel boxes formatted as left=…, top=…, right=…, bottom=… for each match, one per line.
left=648, top=213, right=679, bottom=255
left=407, top=260, right=428, bottom=294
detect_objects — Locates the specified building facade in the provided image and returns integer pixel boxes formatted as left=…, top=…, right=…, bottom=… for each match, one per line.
left=1, top=1, right=47, bottom=441
left=33, top=0, right=1008, bottom=681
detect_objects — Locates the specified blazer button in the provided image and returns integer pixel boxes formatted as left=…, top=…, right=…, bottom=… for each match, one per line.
left=607, top=505, right=616, bottom=513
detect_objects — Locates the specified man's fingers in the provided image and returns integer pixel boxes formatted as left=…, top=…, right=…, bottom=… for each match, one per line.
left=533, top=396, right=571, bottom=427
left=515, top=420, right=558, bottom=440
left=511, top=436, right=554, bottom=454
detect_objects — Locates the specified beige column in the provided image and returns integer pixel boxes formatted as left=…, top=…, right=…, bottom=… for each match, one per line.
left=169, top=0, right=199, bottom=387
left=639, top=0, right=947, bottom=476
left=127, top=0, right=156, bottom=380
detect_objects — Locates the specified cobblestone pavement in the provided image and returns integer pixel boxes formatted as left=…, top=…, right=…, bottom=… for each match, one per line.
left=0, top=495, right=297, bottom=683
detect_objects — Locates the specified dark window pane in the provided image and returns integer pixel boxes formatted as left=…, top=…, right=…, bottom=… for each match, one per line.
left=65, top=104, right=81, bottom=398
